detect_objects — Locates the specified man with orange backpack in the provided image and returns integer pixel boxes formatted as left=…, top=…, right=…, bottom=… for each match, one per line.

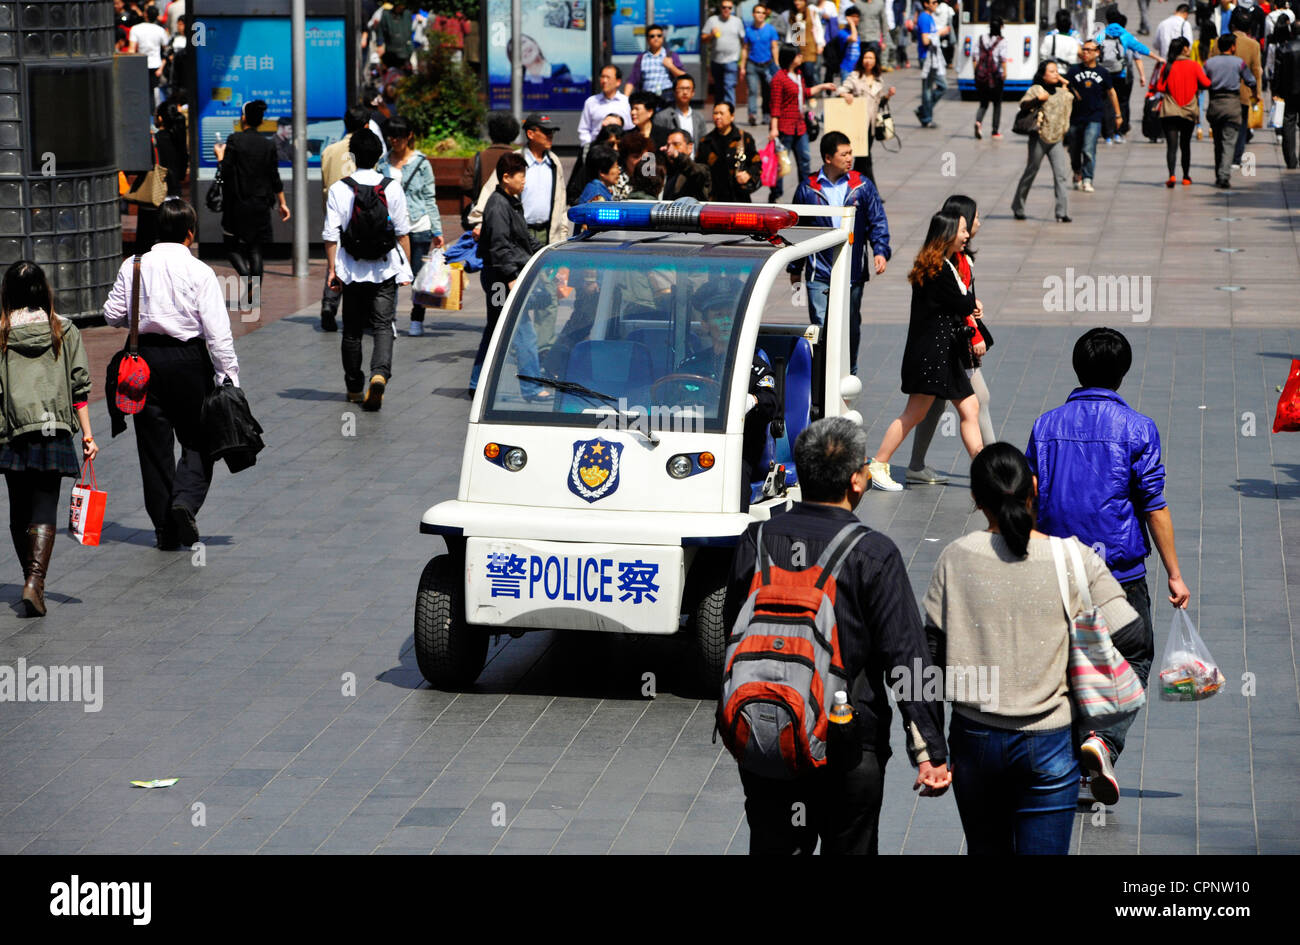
left=718, top=416, right=950, bottom=854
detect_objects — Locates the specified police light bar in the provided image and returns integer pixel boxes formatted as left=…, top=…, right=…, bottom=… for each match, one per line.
left=568, top=201, right=798, bottom=238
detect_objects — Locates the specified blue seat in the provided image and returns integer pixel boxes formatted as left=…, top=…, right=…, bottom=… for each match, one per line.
left=560, top=340, right=655, bottom=413
left=626, top=327, right=673, bottom=379
left=749, top=336, right=814, bottom=502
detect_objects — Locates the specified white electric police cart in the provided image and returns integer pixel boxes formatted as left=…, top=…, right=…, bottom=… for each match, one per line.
left=414, top=200, right=861, bottom=689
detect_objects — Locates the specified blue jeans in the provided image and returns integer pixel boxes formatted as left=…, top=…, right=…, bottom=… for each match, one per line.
left=746, top=61, right=776, bottom=120
left=1083, top=576, right=1154, bottom=764
left=1069, top=120, right=1101, bottom=181
left=949, top=714, right=1080, bottom=855
left=711, top=59, right=739, bottom=106
left=769, top=132, right=811, bottom=201
left=918, top=64, right=947, bottom=124
left=807, top=280, right=865, bottom=375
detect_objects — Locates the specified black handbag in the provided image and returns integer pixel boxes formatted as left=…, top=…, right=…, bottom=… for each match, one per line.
left=1012, top=100, right=1044, bottom=136
left=205, top=165, right=224, bottom=213
left=805, top=109, right=821, bottom=143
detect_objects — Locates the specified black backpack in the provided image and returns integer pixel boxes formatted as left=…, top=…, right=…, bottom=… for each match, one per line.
left=340, top=176, right=397, bottom=261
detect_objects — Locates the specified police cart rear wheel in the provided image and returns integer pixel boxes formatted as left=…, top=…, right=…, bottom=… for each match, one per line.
left=414, top=554, right=487, bottom=689
left=686, top=552, right=730, bottom=692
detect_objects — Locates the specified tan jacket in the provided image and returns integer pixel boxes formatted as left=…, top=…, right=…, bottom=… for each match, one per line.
left=466, top=148, right=569, bottom=245
left=1021, top=84, right=1073, bottom=144
left=835, top=73, right=889, bottom=154
left=319, top=134, right=356, bottom=215
left=1212, top=30, right=1262, bottom=105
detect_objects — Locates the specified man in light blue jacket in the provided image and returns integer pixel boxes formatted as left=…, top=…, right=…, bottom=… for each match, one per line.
left=1096, top=8, right=1165, bottom=140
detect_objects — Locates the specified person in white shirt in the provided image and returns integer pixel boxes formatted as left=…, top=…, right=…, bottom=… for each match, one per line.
left=1041, top=10, right=1081, bottom=65
left=101, top=198, right=239, bottom=550
left=578, top=64, right=632, bottom=147
left=1153, top=4, right=1194, bottom=61
left=128, top=6, right=170, bottom=105
left=323, top=129, right=412, bottom=411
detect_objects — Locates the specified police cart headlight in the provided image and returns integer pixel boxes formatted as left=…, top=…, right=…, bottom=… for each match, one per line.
left=668, top=455, right=693, bottom=479
left=503, top=448, right=528, bottom=471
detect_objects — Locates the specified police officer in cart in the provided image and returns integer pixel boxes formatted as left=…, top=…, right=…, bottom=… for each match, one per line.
left=674, top=285, right=779, bottom=508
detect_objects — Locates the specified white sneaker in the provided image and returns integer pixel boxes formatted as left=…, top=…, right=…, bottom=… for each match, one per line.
left=1113, top=134, right=1126, bottom=144
left=868, top=460, right=903, bottom=492
left=1079, top=735, right=1120, bottom=805
left=408, top=320, right=424, bottom=337
left=1081, top=179, right=1095, bottom=193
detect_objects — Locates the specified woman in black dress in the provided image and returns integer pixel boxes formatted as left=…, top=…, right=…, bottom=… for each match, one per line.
left=866, top=210, right=985, bottom=491
left=0, top=262, right=96, bottom=616
left=212, top=99, right=291, bottom=307
left=135, top=99, right=189, bottom=251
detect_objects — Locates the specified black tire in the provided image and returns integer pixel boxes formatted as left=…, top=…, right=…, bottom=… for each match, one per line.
left=685, top=552, right=730, bottom=693
left=414, top=554, right=487, bottom=689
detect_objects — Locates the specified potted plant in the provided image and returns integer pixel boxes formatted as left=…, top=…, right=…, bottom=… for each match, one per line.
left=401, top=29, right=487, bottom=216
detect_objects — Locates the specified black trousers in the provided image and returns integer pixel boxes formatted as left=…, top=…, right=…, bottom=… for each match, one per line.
left=852, top=153, right=875, bottom=184
left=1161, top=116, right=1194, bottom=177
left=340, top=278, right=397, bottom=391
left=5, top=471, right=61, bottom=527
left=223, top=234, right=263, bottom=301
left=739, top=749, right=887, bottom=854
left=1114, top=73, right=1134, bottom=135
left=131, top=337, right=216, bottom=533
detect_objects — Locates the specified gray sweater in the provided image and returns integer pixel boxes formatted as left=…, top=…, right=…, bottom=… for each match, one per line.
left=857, top=0, right=889, bottom=45
left=923, top=532, right=1139, bottom=732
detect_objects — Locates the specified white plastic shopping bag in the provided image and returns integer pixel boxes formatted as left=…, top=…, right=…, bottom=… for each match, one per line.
left=1158, top=610, right=1225, bottom=701
left=411, top=249, right=450, bottom=307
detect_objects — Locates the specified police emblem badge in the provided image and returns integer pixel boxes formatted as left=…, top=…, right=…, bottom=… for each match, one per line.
left=568, top=437, right=621, bottom=502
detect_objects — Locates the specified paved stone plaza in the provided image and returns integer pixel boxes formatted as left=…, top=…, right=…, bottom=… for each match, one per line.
left=2, top=27, right=1299, bottom=853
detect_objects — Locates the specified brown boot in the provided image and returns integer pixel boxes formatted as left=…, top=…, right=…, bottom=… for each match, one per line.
left=10, top=525, right=28, bottom=581
left=21, top=524, right=54, bottom=617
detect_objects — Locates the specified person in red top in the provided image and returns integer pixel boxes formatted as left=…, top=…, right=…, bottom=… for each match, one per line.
left=1153, top=37, right=1210, bottom=185
left=768, top=42, right=836, bottom=200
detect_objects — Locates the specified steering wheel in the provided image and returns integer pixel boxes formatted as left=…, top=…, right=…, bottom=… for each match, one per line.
left=652, top=373, right=722, bottom=408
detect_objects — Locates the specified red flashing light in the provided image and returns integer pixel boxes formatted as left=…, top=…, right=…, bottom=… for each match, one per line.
left=697, top=206, right=798, bottom=238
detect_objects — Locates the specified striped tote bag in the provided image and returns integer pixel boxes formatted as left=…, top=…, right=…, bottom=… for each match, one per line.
left=1050, top=536, right=1147, bottom=719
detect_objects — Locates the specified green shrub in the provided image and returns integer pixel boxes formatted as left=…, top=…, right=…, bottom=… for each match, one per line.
left=400, top=31, right=486, bottom=140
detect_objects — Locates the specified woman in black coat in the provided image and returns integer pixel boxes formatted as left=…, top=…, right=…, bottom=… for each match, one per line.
left=212, top=99, right=290, bottom=306
left=865, top=210, right=985, bottom=491
left=135, top=99, right=190, bottom=251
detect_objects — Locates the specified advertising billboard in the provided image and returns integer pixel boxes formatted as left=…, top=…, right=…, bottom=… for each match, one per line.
left=486, top=0, right=593, bottom=111
left=195, top=17, right=348, bottom=169
left=612, top=0, right=701, bottom=56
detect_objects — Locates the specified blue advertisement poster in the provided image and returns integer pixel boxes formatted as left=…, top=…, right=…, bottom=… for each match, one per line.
left=612, top=0, right=701, bottom=56
left=195, top=17, right=348, bottom=169
left=486, top=0, right=593, bottom=111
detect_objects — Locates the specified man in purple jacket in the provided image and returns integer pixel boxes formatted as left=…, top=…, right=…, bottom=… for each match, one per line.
left=1025, top=327, right=1191, bottom=807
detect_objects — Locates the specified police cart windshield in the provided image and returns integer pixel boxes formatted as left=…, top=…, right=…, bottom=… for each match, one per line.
left=972, top=0, right=1032, bottom=23
left=481, top=245, right=763, bottom=433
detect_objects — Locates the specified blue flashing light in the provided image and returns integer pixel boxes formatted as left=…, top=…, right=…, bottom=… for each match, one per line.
left=569, top=202, right=654, bottom=228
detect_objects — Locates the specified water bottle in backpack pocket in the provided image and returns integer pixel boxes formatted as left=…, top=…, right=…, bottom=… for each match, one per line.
left=717, top=522, right=867, bottom=779
left=340, top=176, right=397, bottom=261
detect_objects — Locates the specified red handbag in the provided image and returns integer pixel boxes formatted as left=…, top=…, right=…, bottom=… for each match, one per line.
left=1273, top=359, right=1300, bottom=433
left=115, top=255, right=149, bottom=415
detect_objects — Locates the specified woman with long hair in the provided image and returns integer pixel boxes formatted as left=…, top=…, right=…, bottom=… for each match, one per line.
left=907, top=194, right=996, bottom=484
left=923, top=442, right=1141, bottom=853
left=866, top=210, right=983, bottom=491
left=1010, top=59, right=1075, bottom=223
left=1153, top=37, right=1209, bottom=186
left=135, top=98, right=189, bottom=250
left=835, top=46, right=896, bottom=182
left=0, top=262, right=95, bottom=616
left=379, top=114, right=443, bottom=337
left=973, top=16, right=1009, bottom=138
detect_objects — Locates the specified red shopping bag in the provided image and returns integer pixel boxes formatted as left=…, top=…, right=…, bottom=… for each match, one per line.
left=1273, top=359, right=1300, bottom=433
left=68, top=460, right=106, bottom=546
left=759, top=139, right=779, bottom=189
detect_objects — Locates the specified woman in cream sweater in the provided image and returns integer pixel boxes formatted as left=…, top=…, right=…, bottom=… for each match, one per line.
left=923, top=442, right=1142, bottom=854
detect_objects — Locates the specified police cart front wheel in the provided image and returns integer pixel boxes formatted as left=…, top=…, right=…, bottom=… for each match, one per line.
left=687, top=560, right=729, bottom=692
left=414, top=554, right=487, bottom=689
